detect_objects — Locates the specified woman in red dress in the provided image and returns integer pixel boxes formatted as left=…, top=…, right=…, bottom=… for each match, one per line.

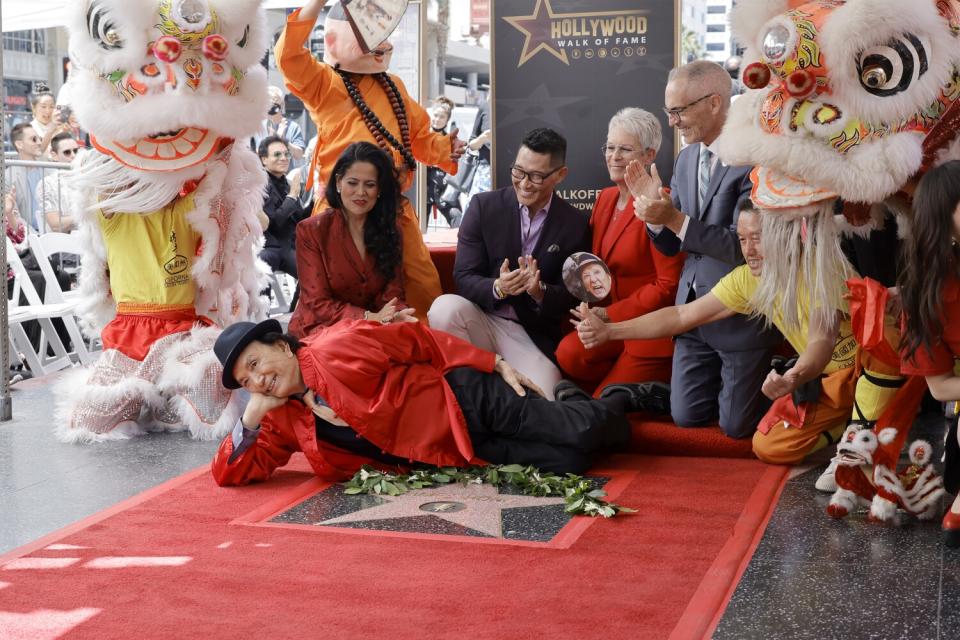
left=899, top=160, right=960, bottom=544
left=289, top=142, right=415, bottom=338
left=555, top=108, right=684, bottom=394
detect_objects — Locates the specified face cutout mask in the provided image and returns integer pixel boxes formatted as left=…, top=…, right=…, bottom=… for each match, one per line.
left=322, top=2, right=397, bottom=74
left=563, top=252, right=613, bottom=304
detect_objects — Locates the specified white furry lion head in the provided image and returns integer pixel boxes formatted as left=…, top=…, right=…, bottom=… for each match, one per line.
left=67, top=0, right=268, bottom=173
left=715, top=0, right=960, bottom=216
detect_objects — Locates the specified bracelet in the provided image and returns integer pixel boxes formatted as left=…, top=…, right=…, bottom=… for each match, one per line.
left=493, top=279, right=506, bottom=300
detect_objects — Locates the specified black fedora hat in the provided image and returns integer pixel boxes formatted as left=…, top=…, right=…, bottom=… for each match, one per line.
left=214, top=319, right=283, bottom=390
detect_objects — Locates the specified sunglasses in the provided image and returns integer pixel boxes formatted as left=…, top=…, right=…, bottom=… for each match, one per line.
left=60, top=148, right=78, bottom=157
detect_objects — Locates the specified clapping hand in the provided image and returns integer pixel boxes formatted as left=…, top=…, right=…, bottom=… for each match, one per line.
left=571, top=302, right=610, bottom=349
left=518, top=255, right=543, bottom=301
left=625, top=159, right=662, bottom=201
left=287, top=168, right=302, bottom=199
left=497, top=258, right=527, bottom=297
left=626, top=160, right=675, bottom=226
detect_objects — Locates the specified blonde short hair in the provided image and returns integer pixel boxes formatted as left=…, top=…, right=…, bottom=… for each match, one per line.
left=608, top=107, right=662, bottom=152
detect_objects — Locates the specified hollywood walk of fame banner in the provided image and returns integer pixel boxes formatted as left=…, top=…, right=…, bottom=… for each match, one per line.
left=492, top=0, right=679, bottom=212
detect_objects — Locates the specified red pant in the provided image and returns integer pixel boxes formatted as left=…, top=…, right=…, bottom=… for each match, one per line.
left=102, top=307, right=212, bottom=361
left=555, top=332, right=671, bottom=397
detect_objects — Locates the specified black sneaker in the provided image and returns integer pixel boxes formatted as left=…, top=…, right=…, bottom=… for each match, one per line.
left=553, top=380, right=592, bottom=402
left=599, top=382, right=671, bottom=415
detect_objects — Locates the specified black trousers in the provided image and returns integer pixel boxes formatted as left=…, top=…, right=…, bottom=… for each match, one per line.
left=444, top=368, right=630, bottom=475
left=260, top=246, right=298, bottom=279
left=259, top=246, right=299, bottom=311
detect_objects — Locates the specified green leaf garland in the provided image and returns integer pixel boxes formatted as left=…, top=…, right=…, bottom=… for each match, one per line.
left=342, top=464, right=636, bottom=518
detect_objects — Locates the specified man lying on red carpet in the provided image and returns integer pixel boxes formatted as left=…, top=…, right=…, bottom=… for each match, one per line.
left=574, top=201, right=905, bottom=486
left=209, top=318, right=649, bottom=485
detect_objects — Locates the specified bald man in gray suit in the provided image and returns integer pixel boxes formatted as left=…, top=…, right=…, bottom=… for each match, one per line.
left=627, top=61, right=781, bottom=439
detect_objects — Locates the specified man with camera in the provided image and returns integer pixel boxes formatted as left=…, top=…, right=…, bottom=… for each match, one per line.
left=253, top=86, right=306, bottom=170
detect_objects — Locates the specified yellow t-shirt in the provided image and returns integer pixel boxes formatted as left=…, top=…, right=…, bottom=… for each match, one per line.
left=98, top=196, right=199, bottom=306
left=711, top=265, right=856, bottom=373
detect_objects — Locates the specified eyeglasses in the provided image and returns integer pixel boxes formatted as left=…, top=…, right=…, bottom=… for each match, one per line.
left=662, top=93, right=716, bottom=122
left=60, top=148, right=78, bottom=157
left=601, top=144, right=638, bottom=156
left=510, top=165, right=563, bottom=185
left=269, top=151, right=291, bottom=159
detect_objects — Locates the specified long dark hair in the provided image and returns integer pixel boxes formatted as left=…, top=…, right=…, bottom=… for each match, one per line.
left=325, top=142, right=402, bottom=281
left=899, top=160, right=960, bottom=361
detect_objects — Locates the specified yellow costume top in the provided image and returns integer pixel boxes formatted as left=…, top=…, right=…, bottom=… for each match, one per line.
left=712, top=264, right=856, bottom=373
left=98, top=195, right=199, bottom=308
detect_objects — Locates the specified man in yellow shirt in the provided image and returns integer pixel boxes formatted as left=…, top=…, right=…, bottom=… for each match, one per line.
left=574, top=201, right=904, bottom=479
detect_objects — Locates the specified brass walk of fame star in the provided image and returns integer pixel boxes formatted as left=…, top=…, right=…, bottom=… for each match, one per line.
left=320, top=483, right=566, bottom=538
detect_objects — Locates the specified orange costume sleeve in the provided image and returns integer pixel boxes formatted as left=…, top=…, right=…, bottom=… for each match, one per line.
left=275, top=9, right=447, bottom=321
left=274, top=9, right=456, bottom=192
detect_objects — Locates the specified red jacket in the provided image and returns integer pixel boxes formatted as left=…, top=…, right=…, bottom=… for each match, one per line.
left=288, top=210, right=406, bottom=338
left=591, top=187, right=684, bottom=357
left=211, top=320, right=496, bottom=486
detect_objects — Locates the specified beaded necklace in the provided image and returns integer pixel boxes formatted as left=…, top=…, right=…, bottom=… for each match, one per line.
left=337, top=69, right=417, bottom=172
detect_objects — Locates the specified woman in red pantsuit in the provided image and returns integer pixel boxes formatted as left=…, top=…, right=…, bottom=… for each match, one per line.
left=556, top=108, right=684, bottom=394
left=289, top=142, right=416, bottom=339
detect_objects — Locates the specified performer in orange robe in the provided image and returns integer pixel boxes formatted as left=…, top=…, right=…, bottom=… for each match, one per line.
left=275, top=2, right=466, bottom=322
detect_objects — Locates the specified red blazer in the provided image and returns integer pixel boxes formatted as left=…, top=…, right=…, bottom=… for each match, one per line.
left=592, top=187, right=684, bottom=357
left=289, top=209, right=405, bottom=338
left=210, top=320, right=496, bottom=486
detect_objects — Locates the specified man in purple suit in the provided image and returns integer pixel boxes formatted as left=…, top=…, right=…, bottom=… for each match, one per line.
left=428, top=128, right=589, bottom=400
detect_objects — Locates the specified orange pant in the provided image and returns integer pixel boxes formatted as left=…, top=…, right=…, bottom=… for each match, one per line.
left=752, top=344, right=902, bottom=465
left=398, top=201, right=442, bottom=324
left=555, top=332, right=672, bottom=397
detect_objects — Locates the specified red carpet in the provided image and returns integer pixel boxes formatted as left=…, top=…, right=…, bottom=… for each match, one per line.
left=0, top=454, right=786, bottom=640
left=630, top=418, right=755, bottom=458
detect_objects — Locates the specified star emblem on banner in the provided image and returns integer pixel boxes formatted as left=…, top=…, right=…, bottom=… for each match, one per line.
left=503, top=0, right=569, bottom=67
left=495, top=84, right=589, bottom=130
left=320, top=483, right=565, bottom=538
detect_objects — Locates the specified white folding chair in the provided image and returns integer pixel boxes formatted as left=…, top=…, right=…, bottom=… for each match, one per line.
left=28, top=231, right=83, bottom=303
left=5, top=238, right=78, bottom=375
left=26, top=233, right=99, bottom=365
left=267, top=271, right=296, bottom=316
left=18, top=232, right=95, bottom=365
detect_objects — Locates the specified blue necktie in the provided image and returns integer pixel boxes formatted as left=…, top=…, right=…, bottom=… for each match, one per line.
left=698, top=147, right=713, bottom=212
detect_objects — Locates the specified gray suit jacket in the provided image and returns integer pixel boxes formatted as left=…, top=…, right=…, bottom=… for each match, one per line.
left=649, top=144, right=780, bottom=352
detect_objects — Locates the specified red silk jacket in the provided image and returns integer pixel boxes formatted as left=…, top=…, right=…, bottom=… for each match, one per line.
left=211, top=320, right=496, bottom=486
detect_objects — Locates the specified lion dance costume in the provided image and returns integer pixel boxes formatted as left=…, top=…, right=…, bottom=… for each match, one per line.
left=55, top=0, right=270, bottom=442
left=715, top=0, right=960, bottom=521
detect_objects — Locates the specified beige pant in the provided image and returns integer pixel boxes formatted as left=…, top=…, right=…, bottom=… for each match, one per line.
left=428, top=294, right=562, bottom=400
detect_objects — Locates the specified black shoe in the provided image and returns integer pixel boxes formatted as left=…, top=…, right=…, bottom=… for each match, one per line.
left=599, top=382, right=671, bottom=415
left=554, top=380, right=592, bottom=402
